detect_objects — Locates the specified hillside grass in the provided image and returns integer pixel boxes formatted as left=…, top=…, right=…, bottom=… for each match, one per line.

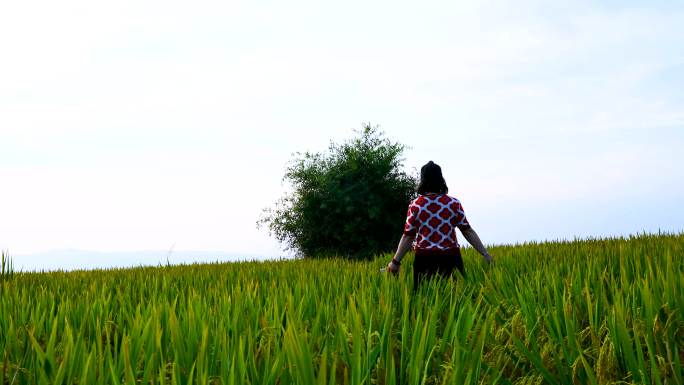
left=0, top=233, right=682, bottom=384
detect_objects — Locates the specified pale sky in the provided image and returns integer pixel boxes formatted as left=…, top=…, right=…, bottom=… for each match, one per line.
left=1, top=0, right=683, bottom=270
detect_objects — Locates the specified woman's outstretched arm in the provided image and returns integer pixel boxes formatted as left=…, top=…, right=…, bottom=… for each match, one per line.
left=460, top=227, right=494, bottom=263
left=387, top=234, right=415, bottom=273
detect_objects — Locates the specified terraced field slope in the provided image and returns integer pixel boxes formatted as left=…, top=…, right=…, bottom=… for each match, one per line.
left=1, top=233, right=682, bottom=384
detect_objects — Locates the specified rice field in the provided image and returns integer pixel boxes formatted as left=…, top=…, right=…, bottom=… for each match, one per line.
left=1, top=233, right=682, bottom=384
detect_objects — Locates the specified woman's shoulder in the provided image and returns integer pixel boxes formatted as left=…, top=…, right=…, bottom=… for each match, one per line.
left=429, top=193, right=459, bottom=202
left=412, top=195, right=429, bottom=206
left=441, top=194, right=464, bottom=207
left=413, top=193, right=461, bottom=206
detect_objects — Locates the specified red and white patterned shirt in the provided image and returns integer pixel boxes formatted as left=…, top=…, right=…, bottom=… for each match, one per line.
left=403, top=193, right=470, bottom=251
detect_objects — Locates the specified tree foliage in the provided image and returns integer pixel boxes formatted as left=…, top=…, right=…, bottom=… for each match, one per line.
left=260, top=123, right=417, bottom=259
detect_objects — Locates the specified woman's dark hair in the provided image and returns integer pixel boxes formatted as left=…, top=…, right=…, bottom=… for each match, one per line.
left=417, top=161, right=448, bottom=195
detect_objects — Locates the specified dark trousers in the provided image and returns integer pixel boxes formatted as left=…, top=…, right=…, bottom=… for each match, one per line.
left=413, top=248, right=465, bottom=290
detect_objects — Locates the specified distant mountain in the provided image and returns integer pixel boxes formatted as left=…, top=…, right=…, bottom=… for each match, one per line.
left=12, top=249, right=286, bottom=272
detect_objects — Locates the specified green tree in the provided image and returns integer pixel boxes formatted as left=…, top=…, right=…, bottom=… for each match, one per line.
left=259, top=123, right=417, bottom=259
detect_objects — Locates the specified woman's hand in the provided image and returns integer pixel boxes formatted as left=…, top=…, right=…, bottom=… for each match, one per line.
left=387, top=260, right=400, bottom=274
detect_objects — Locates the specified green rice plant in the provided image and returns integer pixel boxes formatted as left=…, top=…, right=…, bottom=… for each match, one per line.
left=0, top=250, right=13, bottom=282
left=0, top=233, right=682, bottom=384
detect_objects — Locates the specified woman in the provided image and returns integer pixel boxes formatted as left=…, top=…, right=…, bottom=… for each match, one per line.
left=386, top=161, right=493, bottom=288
